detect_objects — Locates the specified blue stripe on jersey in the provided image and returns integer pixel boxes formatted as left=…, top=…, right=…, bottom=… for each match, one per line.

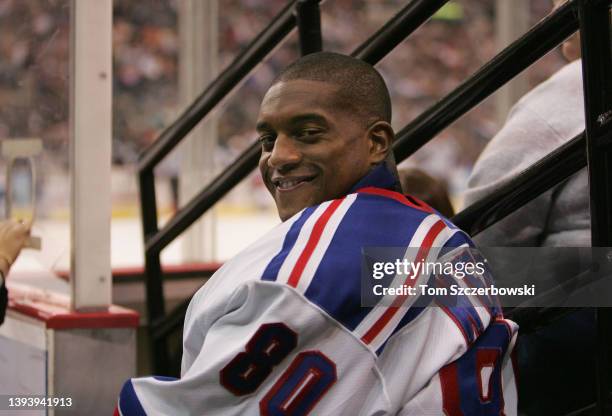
left=436, top=271, right=486, bottom=345
left=152, top=376, right=177, bottom=382
left=119, top=380, right=147, bottom=416
left=261, top=207, right=316, bottom=282
left=303, top=193, right=432, bottom=331
left=444, top=303, right=485, bottom=344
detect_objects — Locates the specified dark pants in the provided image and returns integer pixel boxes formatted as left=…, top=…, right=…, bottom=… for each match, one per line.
left=517, top=308, right=597, bottom=415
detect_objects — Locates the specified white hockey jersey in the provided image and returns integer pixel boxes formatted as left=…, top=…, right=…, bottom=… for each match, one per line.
left=116, top=165, right=518, bottom=416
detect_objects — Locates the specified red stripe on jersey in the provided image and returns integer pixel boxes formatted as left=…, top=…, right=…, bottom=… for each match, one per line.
left=113, top=406, right=120, bottom=416
left=440, top=362, right=462, bottom=416
left=476, top=349, right=501, bottom=402
left=360, top=220, right=446, bottom=345
left=287, top=198, right=344, bottom=288
left=356, top=186, right=434, bottom=213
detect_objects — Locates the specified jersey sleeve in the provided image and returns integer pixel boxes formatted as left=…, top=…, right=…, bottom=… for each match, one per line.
left=396, top=318, right=518, bottom=416
left=365, top=229, right=518, bottom=415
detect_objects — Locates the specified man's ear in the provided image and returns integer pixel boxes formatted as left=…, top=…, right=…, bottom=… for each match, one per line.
left=367, top=121, right=394, bottom=165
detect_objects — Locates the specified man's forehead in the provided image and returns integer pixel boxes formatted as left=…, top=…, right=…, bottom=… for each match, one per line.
left=258, top=79, right=341, bottom=116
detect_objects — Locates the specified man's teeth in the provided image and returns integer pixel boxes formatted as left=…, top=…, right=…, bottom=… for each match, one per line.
left=277, top=179, right=304, bottom=189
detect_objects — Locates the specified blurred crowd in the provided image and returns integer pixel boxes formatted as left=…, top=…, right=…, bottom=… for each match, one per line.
left=0, top=0, right=567, bottom=213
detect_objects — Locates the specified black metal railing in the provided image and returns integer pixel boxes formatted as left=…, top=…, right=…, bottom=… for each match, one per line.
left=296, top=0, right=322, bottom=55
left=578, top=1, right=612, bottom=413
left=138, top=1, right=612, bottom=412
left=452, top=132, right=587, bottom=235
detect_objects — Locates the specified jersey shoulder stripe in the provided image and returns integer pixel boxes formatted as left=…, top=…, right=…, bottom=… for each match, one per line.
left=356, top=186, right=435, bottom=214
left=375, top=228, right=479, bottom=352
left=303, top=192, right=436, bottom=333
left=259, top=188, right=473, bottom=355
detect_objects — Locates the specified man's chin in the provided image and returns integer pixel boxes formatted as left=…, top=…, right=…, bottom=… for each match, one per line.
left=276, top=199, right=315, bottom=221
left=277, top=205, right=302, bottom=222
left=274, top=194, right=316, bottom=222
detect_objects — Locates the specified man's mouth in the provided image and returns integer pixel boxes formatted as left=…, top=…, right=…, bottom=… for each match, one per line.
left=271, top=175, right=316, bottom=192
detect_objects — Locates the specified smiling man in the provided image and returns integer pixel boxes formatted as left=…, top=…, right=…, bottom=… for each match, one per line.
left=116, top=52, right=518, bottom=416
left=256, top=56, right=394, bottom=221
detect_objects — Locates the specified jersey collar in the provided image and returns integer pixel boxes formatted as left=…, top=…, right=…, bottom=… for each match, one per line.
left=349, top=163, right=401, bottom=194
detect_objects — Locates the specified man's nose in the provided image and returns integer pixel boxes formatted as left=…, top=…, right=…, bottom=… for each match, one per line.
left=268, top=135, right=301, bottom=170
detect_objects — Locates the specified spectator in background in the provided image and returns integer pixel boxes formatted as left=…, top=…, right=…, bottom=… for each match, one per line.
left=463, top=1, right=593, bottom=414
left=0, top=219, right=31, bottom=326
left=398, top=168, right=454, bottom=217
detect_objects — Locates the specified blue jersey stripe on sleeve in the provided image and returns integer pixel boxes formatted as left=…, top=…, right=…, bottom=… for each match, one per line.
left=119, top=380, right=147, bottom=416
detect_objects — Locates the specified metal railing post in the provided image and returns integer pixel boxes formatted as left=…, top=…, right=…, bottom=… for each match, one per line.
left=296, top=0, right=322, bottom=55
left=577, top=0, right=612, bottom=414
left=139, top=169, right=170, bottom=373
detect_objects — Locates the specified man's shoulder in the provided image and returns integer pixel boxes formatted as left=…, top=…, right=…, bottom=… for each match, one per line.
left=212, top=192, right=470, bottom=292
left=301, top=190, right=464, bottom=244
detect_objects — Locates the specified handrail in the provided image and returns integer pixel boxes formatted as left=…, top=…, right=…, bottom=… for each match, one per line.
left=392, top=0, right=579, bottom=161
left=151, top=297, right=192, bottom=340
left=143, top=0, right=580, bottom=256
left=352, top=0, right=448, bottom=64
left=453, top=132, right=586, bottom=235
left=138, top=0, right=300, bottom=174
left=146, top=142, right=260, bottom=254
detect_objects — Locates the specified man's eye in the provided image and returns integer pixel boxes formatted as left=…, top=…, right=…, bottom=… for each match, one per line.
left=258, top=134, right=276, bottom=151
left=296, top=129, right=321, bottom=139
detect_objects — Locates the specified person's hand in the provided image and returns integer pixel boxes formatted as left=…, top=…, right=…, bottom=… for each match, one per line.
left=0, top=219, right=31, bottom=277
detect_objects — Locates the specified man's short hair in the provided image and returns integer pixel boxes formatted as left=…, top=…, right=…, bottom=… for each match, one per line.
left=274, top=52, right=392, bottom=124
